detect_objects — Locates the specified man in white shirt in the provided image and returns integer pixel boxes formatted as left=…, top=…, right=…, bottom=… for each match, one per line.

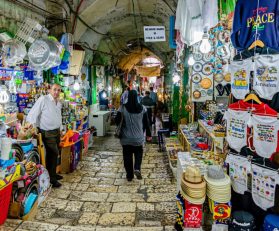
left=26, top=84, right=63, bottom=188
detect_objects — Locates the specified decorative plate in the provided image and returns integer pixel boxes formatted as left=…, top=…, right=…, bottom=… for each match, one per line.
left=214, top=73, right=224, bottom=83
left=200, top=78, right=212, bottom=89
left=193, top=90, right=201, bottom=99
left=224, top=73, right=231, bottom=82
left=203, top=53, right=212, bottom=62
left=201, top=90, right=207, bottom=97
left=193, top=53, right=203, bottom=61
left=216, top=45, right=230, bottom=58
left=207, top=89, right=213, bottom=96
left=193, top=62, right=203, bottom=72
left=191, top=73, right=202, bottom=83
left=38, top=166, right=50, bottom=196
left=202, top=63, right=213, bottom=75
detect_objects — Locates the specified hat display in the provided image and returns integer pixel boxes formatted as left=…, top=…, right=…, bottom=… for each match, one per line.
left=204, top=165, right=231, bottom=203
left=180, top=166, right=206, bottom=205
left=229, top=211, right=256, bottom=231
left=263, top=214, right=279, bottom=231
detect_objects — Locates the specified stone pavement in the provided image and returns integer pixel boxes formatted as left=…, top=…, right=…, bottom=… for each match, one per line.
left=1, top=135, right=177, bottom=231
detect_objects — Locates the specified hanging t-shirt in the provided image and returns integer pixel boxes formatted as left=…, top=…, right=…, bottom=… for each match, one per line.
left=224, top=109, right=250, bottom=152
left=226, top=154, right=251, bottom=194
left=184, top=200, right=203, bottom=228
left=247, top=114, right=279, bottom=158
left=230, top=59, right=252, bottom=99
left=231, top=0, right=279, bottom=52
left=254, top=55, right=279, bottom=100
left=251, top=164, right=279, bottom=210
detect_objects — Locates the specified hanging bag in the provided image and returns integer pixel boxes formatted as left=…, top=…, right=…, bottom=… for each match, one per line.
left=114, top=106, right=124, bottom=138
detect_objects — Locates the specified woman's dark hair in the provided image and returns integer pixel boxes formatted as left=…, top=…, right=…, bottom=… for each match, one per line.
left=124, top=90, right=143, bottom=113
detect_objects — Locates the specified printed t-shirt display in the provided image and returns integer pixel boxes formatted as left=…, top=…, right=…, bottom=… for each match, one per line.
left=224, top=109, right=250, bottom=152
left=254, top=55, right=279, bottom=100
left=230, top=59, right=252, bottom=99
left=247, top=114, right=279, bottom=158
left=251, top=164, right=279, bottom=210
left=231, top=0, right=279, bottom=51
left=226, top=154, right=251, bottom=194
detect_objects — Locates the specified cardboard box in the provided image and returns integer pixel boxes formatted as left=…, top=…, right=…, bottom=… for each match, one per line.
left=60, top=146, right=71, bottom=174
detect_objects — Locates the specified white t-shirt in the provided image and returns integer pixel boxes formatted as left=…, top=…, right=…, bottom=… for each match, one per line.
left=251, top=164, right=279, bottom=210
left=230, top=59, right=252, bottom=99
left=224, top=109, right=250, bottom=152
left=202, top=0, right=218, bottom=29
left=247, top=114, right=279, bottom=158
left=254, top=55, right=279, bottom=100
left=226, top=154, right=251, bottom=195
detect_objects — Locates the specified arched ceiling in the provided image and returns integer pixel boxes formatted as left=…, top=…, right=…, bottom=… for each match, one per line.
left=72, top=0, right=177, bottom=67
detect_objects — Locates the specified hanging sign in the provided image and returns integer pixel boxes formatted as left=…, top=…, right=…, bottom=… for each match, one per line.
left=144, top=26, right=166, bottom=42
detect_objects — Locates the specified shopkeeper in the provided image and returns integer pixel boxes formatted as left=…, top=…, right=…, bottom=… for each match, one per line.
left=26, top=83, right=63, bottom=188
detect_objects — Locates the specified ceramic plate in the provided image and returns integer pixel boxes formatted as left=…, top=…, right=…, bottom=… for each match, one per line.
left=214, top=73, right=224, bottom=83
left=200, top=78, right=212, bottom=89
left=202, top=63, right=213, bottom=75
left=201, top=90, right=207, bottom=97
left=193, top=53, right=203, bottom=61
left=203, top=53, right=212, bottom=62
left=193, top=90, right=201, bottom=99
left=224, top=73, right=231, bottom=82
left=193, top=62, right=203, bottom=72
left=207, top=89, right=213, bottom=96
left=191, top=73, right=202, bottom=83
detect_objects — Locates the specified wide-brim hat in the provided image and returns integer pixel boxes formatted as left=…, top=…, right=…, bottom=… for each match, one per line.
left=229, top=211, right=256, bottom=230
left=180, top=190, right=206, bottom=205
left=207, top=192, right=231, bottom=203
left=181, top=166, right=206, bottom=189
left=181, top=183, right=206, bottom=199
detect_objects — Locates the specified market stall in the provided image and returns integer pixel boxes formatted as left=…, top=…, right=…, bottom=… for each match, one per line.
left=0, top=17, right=92, bottom=224
left=173, top=0, right=279, bottom=230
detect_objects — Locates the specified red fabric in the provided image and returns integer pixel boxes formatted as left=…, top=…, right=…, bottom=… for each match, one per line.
left=228, top=100, right=279, bottom=156
left=184, top=200, right=203, bottom=228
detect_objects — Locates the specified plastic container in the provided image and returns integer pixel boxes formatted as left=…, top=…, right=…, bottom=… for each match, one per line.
left=0, top=183, right=13, bottom=224
left=82, top=131, right=90, bottom=154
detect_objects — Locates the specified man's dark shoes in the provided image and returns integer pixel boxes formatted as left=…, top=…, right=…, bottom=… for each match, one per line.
left=51, top=180, right=62, bottom=188
left=127, top=178, right=133, bottom=182
left=134, top=170, right=143, bottom=180
left=56, top=174, right=63, bottom=180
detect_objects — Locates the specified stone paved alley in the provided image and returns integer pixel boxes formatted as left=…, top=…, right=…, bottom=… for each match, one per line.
left=1, top=134, right=177, bottom=231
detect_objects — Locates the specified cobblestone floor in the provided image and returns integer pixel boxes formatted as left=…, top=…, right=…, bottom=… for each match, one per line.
left=1, top=134, right=177, bottom=231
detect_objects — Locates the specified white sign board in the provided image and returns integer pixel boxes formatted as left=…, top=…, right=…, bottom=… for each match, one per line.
left=144, top=26, right=166, bottom=42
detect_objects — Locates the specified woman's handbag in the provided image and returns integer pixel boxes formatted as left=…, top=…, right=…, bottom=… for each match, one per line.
left=114, top=106, right=124, bottom=138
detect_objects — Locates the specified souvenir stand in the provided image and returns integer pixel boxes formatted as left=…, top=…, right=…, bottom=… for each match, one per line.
left=174, top=0, right=279, bottom=230
left=0, top=18, right=91, bottom=224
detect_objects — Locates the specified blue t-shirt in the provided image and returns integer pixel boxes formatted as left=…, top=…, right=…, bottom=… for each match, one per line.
left=231, top=0, right=279, bottom=51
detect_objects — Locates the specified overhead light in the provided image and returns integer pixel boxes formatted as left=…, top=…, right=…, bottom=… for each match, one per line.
left=199, top=31, right=211, bottom=54
left=73, top=80, right=80, bottom=91
left=102, top=92, right=107, bottom=98
left=108, top=86, right=112, bottom=91
left=0, top=85, right=10, bottom=104
left=188, top=54, right=195, bottom=66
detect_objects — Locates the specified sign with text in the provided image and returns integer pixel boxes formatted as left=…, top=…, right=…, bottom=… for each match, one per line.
left=144, top=26, right=166, bottom=42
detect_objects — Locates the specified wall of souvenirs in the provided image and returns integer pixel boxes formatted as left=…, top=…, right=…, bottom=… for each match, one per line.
left=173, top=0, right=279, bottom=230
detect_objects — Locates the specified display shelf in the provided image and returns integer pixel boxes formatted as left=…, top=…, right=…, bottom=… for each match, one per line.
left=198, top=120, right=224, bottom=151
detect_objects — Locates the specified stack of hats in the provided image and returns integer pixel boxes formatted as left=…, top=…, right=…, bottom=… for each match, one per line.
left=180, top=166, right=206, bottom=204
left=229, top=211, right=256, bottom=231
left=263, top=214, right=279, bottom=231
left=204, top=165, right=231, bottom=203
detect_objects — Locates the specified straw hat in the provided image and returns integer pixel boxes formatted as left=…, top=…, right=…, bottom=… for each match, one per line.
left=180, top=166, right=206, bottom=204
left=204, top=165, right=231, bottom=203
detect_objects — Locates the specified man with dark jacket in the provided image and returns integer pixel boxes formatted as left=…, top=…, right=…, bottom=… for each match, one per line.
left=140, top=91, right=154, bottom=135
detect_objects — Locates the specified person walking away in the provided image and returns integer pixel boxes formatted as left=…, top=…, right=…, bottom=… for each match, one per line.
left=115, top=90, right=151, bottom=181
left=26, top=83, right=63, bottom=188
left=149, top=87, right=157, bottom=124
left=140, top=91, right=154, bottom=131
